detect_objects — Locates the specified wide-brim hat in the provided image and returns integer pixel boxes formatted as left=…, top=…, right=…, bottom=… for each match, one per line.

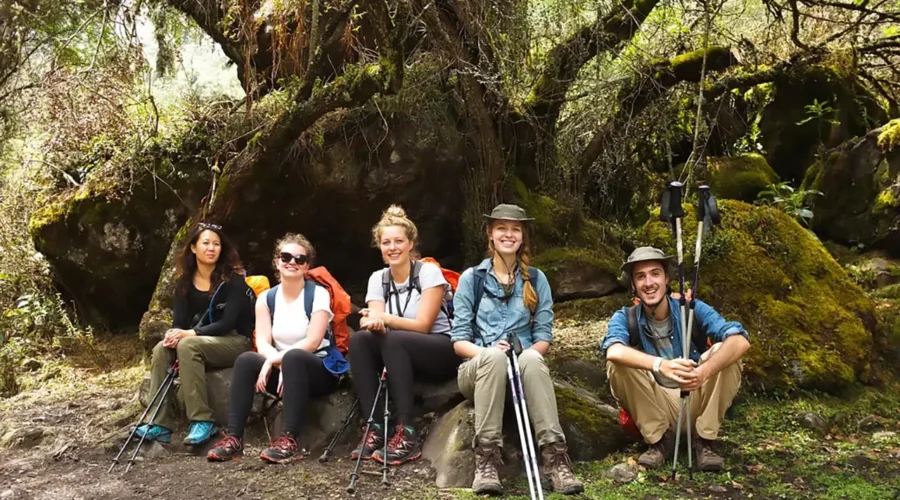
left=621, top=246, right=674, bottom=279
left=483, top=204, right=534, bottom=222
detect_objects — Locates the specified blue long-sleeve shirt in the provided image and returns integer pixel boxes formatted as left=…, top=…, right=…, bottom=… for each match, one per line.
left=601, top=297, right=749, bottom=362
left=450, top=258, right=553, bottom=348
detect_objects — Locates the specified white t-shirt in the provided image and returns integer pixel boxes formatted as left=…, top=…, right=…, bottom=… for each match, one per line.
left=365, top=262, right=451, bottom=334
left=259, top=284, right=334, bottom=352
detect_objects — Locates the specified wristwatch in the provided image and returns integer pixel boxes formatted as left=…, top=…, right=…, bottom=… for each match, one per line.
left=652, top=357, right=663, bottom=374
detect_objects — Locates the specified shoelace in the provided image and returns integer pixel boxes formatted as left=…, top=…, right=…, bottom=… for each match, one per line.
left=271, top=436, right=297, bottom=452
left=548, top=449, right=576, bottom=480
left=386, top=425, right=408, bottom=451
left=364, top=427, right=381, bottom=447
left=218, top=435, right=241, bottom=451
left=476, top=448, right=502, bottom=477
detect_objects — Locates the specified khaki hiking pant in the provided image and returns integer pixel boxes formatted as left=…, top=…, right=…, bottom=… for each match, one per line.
left=150, top=332, right=252, bottom=430
left=607, top=342, right=741, bottom=444
left=458, top=348, right=566, bottom=449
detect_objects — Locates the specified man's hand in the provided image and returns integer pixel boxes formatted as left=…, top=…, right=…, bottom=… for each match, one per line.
left=680, top=364, right=709, bottom=391
left=492, top=340, right=511, bottom=353
left=660, top=358, right=700, bottom=389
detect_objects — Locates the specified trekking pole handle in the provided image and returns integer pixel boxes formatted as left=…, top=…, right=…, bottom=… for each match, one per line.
left=697, top=185, right=709, bottom=221
left=667, top=181, right=685, bottom=220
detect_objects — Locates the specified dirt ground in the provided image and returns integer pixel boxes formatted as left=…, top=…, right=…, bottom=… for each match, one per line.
left=1, top=336, right=899, bottom=500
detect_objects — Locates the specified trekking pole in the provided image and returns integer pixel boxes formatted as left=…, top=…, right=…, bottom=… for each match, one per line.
left=505, top=335, right=544, bottom=500
left=381, top=383, right=391, bottom=486
left=319, top=398, right=360, bottom=462
left=347, top=368, right=387, bottom=494
left=661, top=181, right=693, bottom=480
left=108, top=362, right=178, bottom=473
left=678, top=185, right=721, bottom=478
left=121, top=362, right=179, bottom=474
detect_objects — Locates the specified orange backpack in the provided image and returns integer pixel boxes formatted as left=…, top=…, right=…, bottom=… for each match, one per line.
left=421, top=257, right=460, bottom=292
left=305, top=267, right=352, bottom=354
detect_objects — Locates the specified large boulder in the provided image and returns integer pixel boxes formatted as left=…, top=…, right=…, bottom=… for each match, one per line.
left=758, top=65, right=887, bottom=183
left=804, top=120, right=900, bottom=249
left=706, top=153, right=779, bottom=202
left=635, top=199, right=878, bottom=393
left=28, top=153, right=210, bottom=330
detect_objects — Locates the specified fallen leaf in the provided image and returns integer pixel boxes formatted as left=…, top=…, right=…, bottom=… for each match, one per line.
left=732, top=481, right=744, bottom=490
left=746, top=464, right=764, bottom=473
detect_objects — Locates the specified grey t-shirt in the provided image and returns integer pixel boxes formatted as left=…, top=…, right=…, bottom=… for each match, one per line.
left=647, top=315, right=680, bottom=389
left=365, top=262, right=451, bottom=334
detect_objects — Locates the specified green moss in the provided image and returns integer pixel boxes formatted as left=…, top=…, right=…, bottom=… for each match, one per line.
left=554, top=386, right=626, bottom=453
left=635, top=200, right=875, bottom=393
left=876, top=118, right=900, bottom=152
left=532, top=247, right=621, bottom=290
left=706, top=153, right=779, bottom=201
left=873, top=188, right=899, bottom=214
left=873, top=283, right=900, bottom=299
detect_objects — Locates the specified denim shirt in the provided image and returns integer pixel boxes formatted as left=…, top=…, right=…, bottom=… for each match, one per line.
left=450, top=258, right=554, bottom=349
left=600, top=297, right=749, bottom=363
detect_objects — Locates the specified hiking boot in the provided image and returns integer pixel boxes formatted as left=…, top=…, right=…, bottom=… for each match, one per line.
left=260, top=433, right=306, bottom=464
left=183, top=421, right=218, bottom=446
left=695, top=436, right=725, bottom=472
left=207, top=434, right=243, bottom=462
left=472, top=443, right=503, bottom=495
left=372, top=424, right=421, bottom=465
left=540, top=442, right=583, bottom=494
left=133, top=424, right=172, bottom=443
left=350, top=423, right=384, bottom=460
left=638, top=430, right=674, bottom=468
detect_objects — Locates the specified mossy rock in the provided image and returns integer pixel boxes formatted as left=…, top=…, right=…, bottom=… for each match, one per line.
left=532, top=247, right=623, bottom=301
left=872, top=299, right=900, bottom=383
left=554, top=293, right=633, bottom=323
left=707, top=153, right=779, bottom=202
left=803, top=125, right=900, bottom=248
left=636, top=200, right=877, bottom=393
left=554, top=381, right=631, bottom=460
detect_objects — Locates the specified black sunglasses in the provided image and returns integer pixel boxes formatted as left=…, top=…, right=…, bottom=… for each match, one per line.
left=279, top=252, right=309, bottom=265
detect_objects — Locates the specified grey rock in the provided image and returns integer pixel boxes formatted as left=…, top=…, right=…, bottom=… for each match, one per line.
left=421, top=401, right=477, bottom=488
left=798, top=412, right=829, bottom=434
left=873, top=431, right=896, bottom=440
left=0, top=427, right=46, bottom=449
left=604, top=463, right=637, bottom=483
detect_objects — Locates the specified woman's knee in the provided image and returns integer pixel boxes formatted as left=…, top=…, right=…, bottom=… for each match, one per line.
left=152, top=340, right=168, bottom=360
left=476, top=348, right=508, bottom=373
left=282, top=348, right=318, bottom=368
left=175, top=335, right=204, bottom=357
left=234, top=351, right=265, bottom=370
left=350, top=329, right=379, bottom=351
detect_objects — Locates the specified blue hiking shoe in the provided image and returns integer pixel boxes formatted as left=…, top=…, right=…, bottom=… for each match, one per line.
left=133, top=424, right=172, bottom=443
left=183, top=421, right=219, bottom=446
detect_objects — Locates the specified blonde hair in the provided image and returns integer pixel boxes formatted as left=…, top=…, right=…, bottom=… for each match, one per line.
left=486, top=221, right=538, bottom=313
left=371, top=205, right=420, bottom=260
left=272, top=233, right=316, bottom=281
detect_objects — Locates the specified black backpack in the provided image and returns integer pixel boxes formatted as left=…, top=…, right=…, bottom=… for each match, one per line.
left=625, top=303, right=708, bottom=354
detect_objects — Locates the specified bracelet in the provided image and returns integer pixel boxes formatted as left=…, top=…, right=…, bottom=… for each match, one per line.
left=653, top=357, right=663, bottom=373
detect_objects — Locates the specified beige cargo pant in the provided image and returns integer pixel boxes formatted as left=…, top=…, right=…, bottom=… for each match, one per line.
left=607, top=342, right=741, bottom=444
left=150, top=332, right=252, bottom=429
left=458, top=348, right=566, bottom=448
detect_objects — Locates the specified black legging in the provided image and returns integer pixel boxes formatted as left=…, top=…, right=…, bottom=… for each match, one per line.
left=349, top=329, right=461, bottom=425
left=227, top=349, right=338, bottom=438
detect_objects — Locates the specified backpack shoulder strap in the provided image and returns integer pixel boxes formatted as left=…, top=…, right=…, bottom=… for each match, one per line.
left=410, top=260, right=423, bottom=294
left=266, top=285, right=279, bottom=320
left=303, top=280, right=317, bottom=321
left=471, top=267, right=487, bottom=320
left=626, top=304, right=640, bottom=347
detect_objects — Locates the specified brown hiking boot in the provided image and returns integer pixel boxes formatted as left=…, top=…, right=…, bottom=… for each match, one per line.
left=638, top=430, right=674, bottom=468
left=695, top=436, right=725, bottom=472
left=472, top=443, right=503, bottom=495
left=540, top=442, right=584, bottom=495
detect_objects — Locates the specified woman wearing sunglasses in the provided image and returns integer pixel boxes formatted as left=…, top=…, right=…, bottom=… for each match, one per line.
left=138, top=222, right=255, bottom=447
left=348, top=205, right=461, bottom=465
left=208, top=233, right=339, bottom=463
left=451, top=204, right=583, bottom=495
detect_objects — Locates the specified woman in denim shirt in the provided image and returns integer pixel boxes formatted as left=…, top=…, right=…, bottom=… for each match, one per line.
left=451, top=204, right=583, bottom=496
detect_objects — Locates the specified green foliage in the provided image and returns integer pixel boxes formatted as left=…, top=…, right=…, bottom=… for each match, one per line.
left=796, top=98, right=840, bottom=127
left=877, top=118, right=900, bottom=152
left=756, top=181, right=823, bottom=227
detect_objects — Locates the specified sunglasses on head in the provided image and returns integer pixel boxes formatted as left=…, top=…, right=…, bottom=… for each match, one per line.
left=279, top=252, right=309, bottom=265
left=198, top=222, right=223, bottom=231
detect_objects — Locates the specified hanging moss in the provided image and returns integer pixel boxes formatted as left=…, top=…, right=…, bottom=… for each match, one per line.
left=635, top=200, right=876, bottom=393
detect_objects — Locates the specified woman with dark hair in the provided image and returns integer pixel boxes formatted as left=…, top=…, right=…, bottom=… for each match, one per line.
left=451, top=204, right=583, bottom=496
left=136, top=222, right=254, bottom=446
left=208, top=233, right=341, bottom=464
